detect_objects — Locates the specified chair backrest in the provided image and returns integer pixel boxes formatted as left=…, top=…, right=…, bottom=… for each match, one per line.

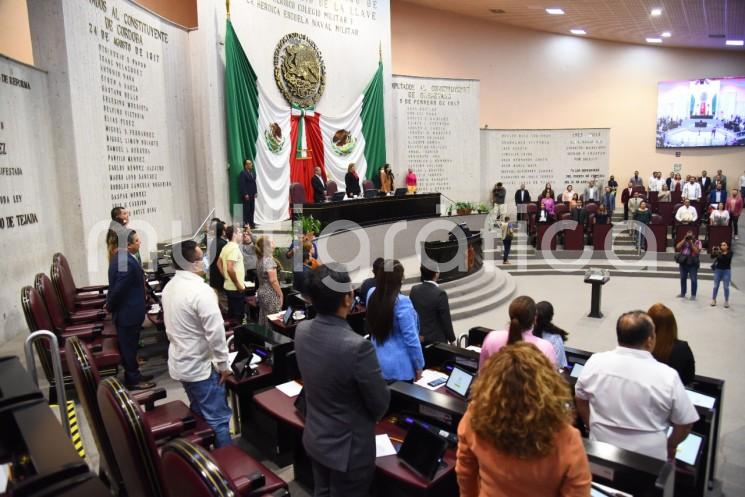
left=53, top=253, right=73, bottom=282
left=560, top=212, right=571, bottom=221
left=20, top=285, right=59, bottom=383
left=98, top=377, right=164, bottom=497
left=526, top=203, right=538, bottom=214
left=50, top=261, right=78, bottom=316
left=326, top=180, right=338, bottom=196
left=555, top=203, right=569, bottom=217
left=161, top=439, right=239, bottom=497
left=289, top=182, right=306, bottom=206
left=65, top=337, right=121, bottom=489
left=362, top=179, right=375, bottom=191
left=651, top=214, right=663, bottom=225
left=632, top=186, right=646, bottom=194
left=35, top=273, right=68, bottom=331
left=585, top=203, right=598, bottom=215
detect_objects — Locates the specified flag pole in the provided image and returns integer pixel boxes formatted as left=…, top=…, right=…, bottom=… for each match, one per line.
left=226, top=0, right=231, bottom=18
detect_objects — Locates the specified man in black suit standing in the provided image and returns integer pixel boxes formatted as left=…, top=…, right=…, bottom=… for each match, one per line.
left=311, top=166, right=327, bottom=203
left=699, top=170, right=712, bottom=197
left=239, top=159, right=257, bottom=229
left=409, top=265, right=456, bottom=345
left=295, top=265, right=390, bottom=496
left=514, top=183, right=531, bottom=221
left=107, top=230, right=154, bottom=390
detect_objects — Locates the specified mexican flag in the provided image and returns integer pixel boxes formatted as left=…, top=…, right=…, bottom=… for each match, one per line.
left=225, top=20, right=386, bottom=225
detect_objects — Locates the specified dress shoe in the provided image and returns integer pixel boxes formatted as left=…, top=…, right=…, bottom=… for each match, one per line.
left=126, top=381, right=156, bottom=391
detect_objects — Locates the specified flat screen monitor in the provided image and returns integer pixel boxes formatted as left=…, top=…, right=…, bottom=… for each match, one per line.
left=666, top=427, right=704, bottom=466
left=364, top=189, right=378, bottom=199
left=397, top=423, right=448, bottom=481
left=445, top=365, right=475, bottom=398
left=331, top=192, right=346, bottom=202
left=656, top=76, right=745, bottom=148
left=570, top=363, right=585, bottom=379
left=394, top=187, right=408, bottom=196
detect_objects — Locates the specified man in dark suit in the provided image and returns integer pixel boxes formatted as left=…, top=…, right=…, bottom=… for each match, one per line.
left=359, top=257, right=384, bottom=303
left=107, top=230, right=154, bottom=390
left=699, top=170, right=712, bottom=197
left=239, top=159, right=258, bottom=228
left=311, top=166, right=327, bottom=204
left=409, top=265, right=456, bottom=344
left=621, top=181, right=635, bottom=220
left=514, top=183, right=531, bottom=221
left=295, top=265, right=390, bottom=496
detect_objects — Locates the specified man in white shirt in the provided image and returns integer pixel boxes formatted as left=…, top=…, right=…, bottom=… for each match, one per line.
left=162, top=240, right=233, bottom=447
left=675, top=199, right=698, bottom=224
left=583, top=180, right=600, bottom=203
left=575, top=311, right=699, bottom=461
left=648, top=172, right=662, bottom=192
left=682, top=177, right=702, bottom=201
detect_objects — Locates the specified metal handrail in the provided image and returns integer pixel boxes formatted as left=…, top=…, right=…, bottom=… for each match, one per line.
left=24, top=330, right=70, bottom=438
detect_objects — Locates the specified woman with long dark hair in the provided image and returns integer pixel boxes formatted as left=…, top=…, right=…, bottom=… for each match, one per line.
left=647, top=303, right=695, bottom=384
left=533, top=301, right=569, bottom=369
left=457, top=343, right=591, bottom=497
left=479, top=296, right=557, bottom=369
left=365, top=260, right=424, bottom=382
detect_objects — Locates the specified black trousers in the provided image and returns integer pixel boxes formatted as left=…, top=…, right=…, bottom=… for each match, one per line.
left=623, top=202, right=629, bottom=220
left=116, top=323, right=141, bottom=386
left=503, top=237, right=512, bottom=262
left=312, top=459, right=375, bottom=497
left=243, top=196, right=256, bottom=228
left=225, top=290, right=245, bottom=320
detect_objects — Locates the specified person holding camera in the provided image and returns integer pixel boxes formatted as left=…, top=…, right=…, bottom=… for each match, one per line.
left=710, top=241, right=733, bottom=308
left=676, top=231, right=701, bottom=300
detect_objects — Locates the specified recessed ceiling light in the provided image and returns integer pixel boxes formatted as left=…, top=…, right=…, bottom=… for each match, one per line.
left=661, top=32, right=671, bottom=38
left=570, top=29, right=587, bottom=35
left=651, top=8, right=662, bottom=16
left=726, top=40, right=744, bottom=46
left=546, top=8, right=565, bottom=15
left=646, top=37, right=663, bottom=43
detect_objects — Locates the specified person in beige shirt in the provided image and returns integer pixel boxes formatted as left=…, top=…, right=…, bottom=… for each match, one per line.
left=379, top=164, right=394, bottom=193
left=457, top=342, right=591, bottom=497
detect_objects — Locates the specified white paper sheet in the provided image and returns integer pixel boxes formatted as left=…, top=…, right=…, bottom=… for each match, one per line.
left=413, top=369, right=449, bottom=390
left=375, top=434, right=398, bottom=457
left=686, top=389, right=715, bottom=409
left=276, top=380, right=303, bottom=397
left=466, top=345, right=481, bottom=353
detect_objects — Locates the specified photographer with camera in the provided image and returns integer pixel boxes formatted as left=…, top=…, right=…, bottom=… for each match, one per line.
left=710, top=241, right=733, bottom=308
left=675, top=231, right=702, bottom=300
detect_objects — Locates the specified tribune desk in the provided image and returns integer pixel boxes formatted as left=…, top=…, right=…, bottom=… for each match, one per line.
left=297, top=193, right=440, bottom=228
left=253, top=381, right=461, bottom=497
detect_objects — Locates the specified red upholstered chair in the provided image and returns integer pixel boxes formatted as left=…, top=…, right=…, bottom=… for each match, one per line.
left=51, top=254, right=108, bottom=308
left=35, top=273, right=116, bottom=338
left=53, top=253, right=108, bottom=296
left=161, top=439, right=290, bottom=497
left=585, top=203, right=598, bottom=215
left=648, top=214, right=668, bottom=252
left=50, top=262, right=111, bottom=323
left=21, top=285, right=120, bottom=394
left=65, top=338, right=214, bottom=494
left=289, top=183, right=306, bottom=206
left=526, top=203, right=538, bottom=238
left=362, top=179, right=375, bottom=191
left=632, top=186, right=646, bottom=195
left=555, top=203, right=569, bottom=218
left=326, top=180, right=338, bottom=197
left=98, top=378, right=286, bottom=497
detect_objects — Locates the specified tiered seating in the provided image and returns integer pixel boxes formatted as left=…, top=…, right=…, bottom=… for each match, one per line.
left=98, top=377, right=289, bottom=497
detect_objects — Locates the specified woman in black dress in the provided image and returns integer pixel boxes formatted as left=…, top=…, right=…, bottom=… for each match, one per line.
left=345, top=163, right=361, bottom=198
left=647, top=303, right=695, bottom=384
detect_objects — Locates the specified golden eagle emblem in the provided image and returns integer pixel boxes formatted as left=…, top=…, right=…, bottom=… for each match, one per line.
left=274, top=33, right=326, bottom=108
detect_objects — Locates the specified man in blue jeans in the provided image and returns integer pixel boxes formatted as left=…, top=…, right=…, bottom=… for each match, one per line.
left=162, top=240, right=233, bottom=447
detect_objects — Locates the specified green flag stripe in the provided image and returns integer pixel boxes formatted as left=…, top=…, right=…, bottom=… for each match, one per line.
left=361, top=61, right=386, bottom=184
left=225, top=20, right=259, bottom=215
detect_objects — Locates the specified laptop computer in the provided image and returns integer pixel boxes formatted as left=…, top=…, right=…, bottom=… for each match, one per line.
left=331, top=192, right=346, bottom=202
left=397, top=422, right=448, bottom=481
left=364, top=189, right=378, bottom=198
left=394, top=187, right=408, bottom=196
left=282, top=306, right=293, bottom=325
left=445, top=365, right=475, bottom=398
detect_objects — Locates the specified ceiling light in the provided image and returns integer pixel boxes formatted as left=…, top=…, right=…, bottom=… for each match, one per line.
left=646, top=37, right=663, bottom=43
left=570, top=29, right=587, bottom=35
left=651, top=8, right=662, bottom=16
left=661, top=32, right=671, bottom=38
left=725, top=40, right=744, bottom=46
left=546, top=8, right=565, bottom=15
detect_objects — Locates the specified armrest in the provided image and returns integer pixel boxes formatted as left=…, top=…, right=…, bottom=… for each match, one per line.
left=132, top=387, right=167, bottom=411
left=76, top=285, right=108, bottom=294
left=181, top=416, right=197, bottom=431
left=244, top=472, right=266, bottom=491
left=90, top=343, right=103, bottom=353
left=60, top=327, right=102, bottom=340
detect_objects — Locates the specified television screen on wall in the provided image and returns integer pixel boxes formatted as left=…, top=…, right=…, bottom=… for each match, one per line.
left=656, top=76, right=745, bottom=148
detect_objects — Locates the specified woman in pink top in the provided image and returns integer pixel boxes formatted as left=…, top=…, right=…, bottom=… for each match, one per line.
left=479, top=295, right=557, bottom=369
left=405, top=168, right=417, bottom=193
left=727, top=189, right=743, bottom=240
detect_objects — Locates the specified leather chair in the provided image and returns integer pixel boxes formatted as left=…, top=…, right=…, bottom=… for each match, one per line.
left=289, top=182, right=306, bottom=206
left=35, top=273, right=116, bottom=339
left=65, top=338, right=214, bottom=494
left=52, top=253, right=108, bottom=300
left=98, top=378, right=285, bottom=497
left=51, top=257, right=108, bottom=310
left=526, top=203, right=538, bottom=239
left=362, top=179, right=375, bottom=191
left=326, top=180, right=338, bottom=198
left=161, top=439, right=290, bottom=497
left=21, top=285, right=120, bottom=394
left=632, top=186, right=646, bottom=195
left=554, top=203, right=569, bottom=219
left=648, top=214, right=668, bottom=253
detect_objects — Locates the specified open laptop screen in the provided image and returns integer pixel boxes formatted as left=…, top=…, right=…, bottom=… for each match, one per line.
left=446, top=365, right=475, bottom=397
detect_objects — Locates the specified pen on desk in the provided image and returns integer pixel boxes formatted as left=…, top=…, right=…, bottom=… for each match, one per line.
left=389, top=436, right=404, bottom=444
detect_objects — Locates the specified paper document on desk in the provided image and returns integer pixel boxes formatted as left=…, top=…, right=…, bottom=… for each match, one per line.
left=267, top=311, right=284, bottom=321
left=276, top=380, right=303, bottom=397
left=466, top=345, right=481, bottom=353
left=375, top=434, right=397, bottom=457
left=414, top=369, right=449, bottom=390
left=686, top=389, right=715, bottom=409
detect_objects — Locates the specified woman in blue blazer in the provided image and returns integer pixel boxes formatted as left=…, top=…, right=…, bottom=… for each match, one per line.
left=366, top=259, right=424, bottom=382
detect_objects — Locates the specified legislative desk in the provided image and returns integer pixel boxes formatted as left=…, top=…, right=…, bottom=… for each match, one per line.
left=268, top=304, right=367, bottom=339
left=297, top=193, right=440, bottom=228
left=253, top=381, right=460, bottom=497
left=423, top=231, right=483, bottom=283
